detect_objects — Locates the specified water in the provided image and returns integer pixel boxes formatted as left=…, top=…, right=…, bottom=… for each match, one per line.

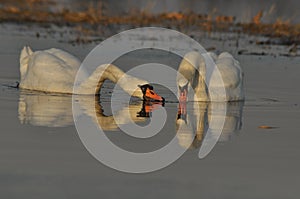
left=1, top=24, right=300, bottom=198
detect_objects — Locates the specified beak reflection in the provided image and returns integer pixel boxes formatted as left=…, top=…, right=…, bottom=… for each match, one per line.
left=137, top=101, right=165, bottom=118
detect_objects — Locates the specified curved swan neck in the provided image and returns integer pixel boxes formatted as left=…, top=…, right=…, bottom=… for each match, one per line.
left=177, top=51, right=208, bottom=101
left=106, top=64, right=125, bottom=83
left=76, top=64, right=148, bottom=97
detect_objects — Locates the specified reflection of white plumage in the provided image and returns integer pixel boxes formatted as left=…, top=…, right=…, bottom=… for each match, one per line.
left=18, top=92, right=74, bottom=127
left=19, top=46, right=148, bottom=98
left=76, top=95, right=148, bottom=131
left=176, top=102, right=244, bottom=149
left=177, top=51, right=244, bottom=101
left=18, top=92, right=148, bottom=129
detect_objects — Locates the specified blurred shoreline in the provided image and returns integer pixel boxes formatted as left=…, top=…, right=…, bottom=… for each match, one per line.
left=0, top=0, right=299, bottom=46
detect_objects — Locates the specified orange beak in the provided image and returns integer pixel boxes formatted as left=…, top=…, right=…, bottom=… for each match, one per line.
left=178, top=83, right=188, bottom=103
left=144, top=88, right=165, bottom=102
left=179, top=89, right=187, bottom=103
left=178, top=86, right=187, bottom=121
left=177, top=100, right=187, bottom=122
left=178, top=89, right=187, bottom=116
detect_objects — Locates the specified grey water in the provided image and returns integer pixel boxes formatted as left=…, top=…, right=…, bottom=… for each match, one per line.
left=1, top=24, right=300, bottom=199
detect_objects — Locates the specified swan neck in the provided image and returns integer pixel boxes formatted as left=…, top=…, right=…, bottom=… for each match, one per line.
left=77, top=64, right=147, bottom=98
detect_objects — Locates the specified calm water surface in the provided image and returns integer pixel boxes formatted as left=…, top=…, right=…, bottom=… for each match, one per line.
left=0, top=24, right=300, bottom=198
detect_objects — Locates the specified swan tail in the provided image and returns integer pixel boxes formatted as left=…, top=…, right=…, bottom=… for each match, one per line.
left=20, top=46, right=33, bottom=63
left=20, top=46, right=34, bottom=83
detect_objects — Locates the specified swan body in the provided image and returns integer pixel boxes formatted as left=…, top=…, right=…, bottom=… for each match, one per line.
left=177, top=51, right=244, bottom=101
left=19, top=46, right=149, bottom=98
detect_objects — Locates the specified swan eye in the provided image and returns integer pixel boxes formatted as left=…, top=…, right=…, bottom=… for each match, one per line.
left=150, top=90, right=154, bottom=95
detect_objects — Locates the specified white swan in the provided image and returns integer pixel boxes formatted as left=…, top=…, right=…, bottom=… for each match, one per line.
left=177, top=51, right=244, bottom=102
left=19, top=46, right=164, bottom=101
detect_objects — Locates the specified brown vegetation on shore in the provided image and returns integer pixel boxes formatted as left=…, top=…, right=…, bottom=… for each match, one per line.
left=0, top=0, right=299, bottom=44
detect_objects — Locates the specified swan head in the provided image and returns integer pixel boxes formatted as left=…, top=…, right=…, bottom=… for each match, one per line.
left=178, top=78, right=189, bottom=103
left=138, top=84, right=165, bottom=102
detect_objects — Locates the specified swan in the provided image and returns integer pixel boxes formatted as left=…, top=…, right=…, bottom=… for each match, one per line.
left=19, top=46, right=164, bottom=101
left=177, top=51, right=244, bottom=102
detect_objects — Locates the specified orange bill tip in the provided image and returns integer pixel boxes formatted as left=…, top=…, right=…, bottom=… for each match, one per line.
left=179, top=89, right=187, bottom=103
left=145, top=88, right=165, bottom=102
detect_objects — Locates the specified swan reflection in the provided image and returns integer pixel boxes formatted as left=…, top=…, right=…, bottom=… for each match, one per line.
left=18, top=92, right=243, bottom=150
left=18, top=91, right=74, bottom=127
left=18, top=91, right=162, bottom=129
left=75, top=96, right=163, bottom=131
left=176, top=101, right=244, bottom=149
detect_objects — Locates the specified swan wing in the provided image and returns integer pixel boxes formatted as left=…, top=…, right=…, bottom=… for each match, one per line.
left=209, top=52, right=242, bottom=89
left=45, top=48, right=81, bottom=69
